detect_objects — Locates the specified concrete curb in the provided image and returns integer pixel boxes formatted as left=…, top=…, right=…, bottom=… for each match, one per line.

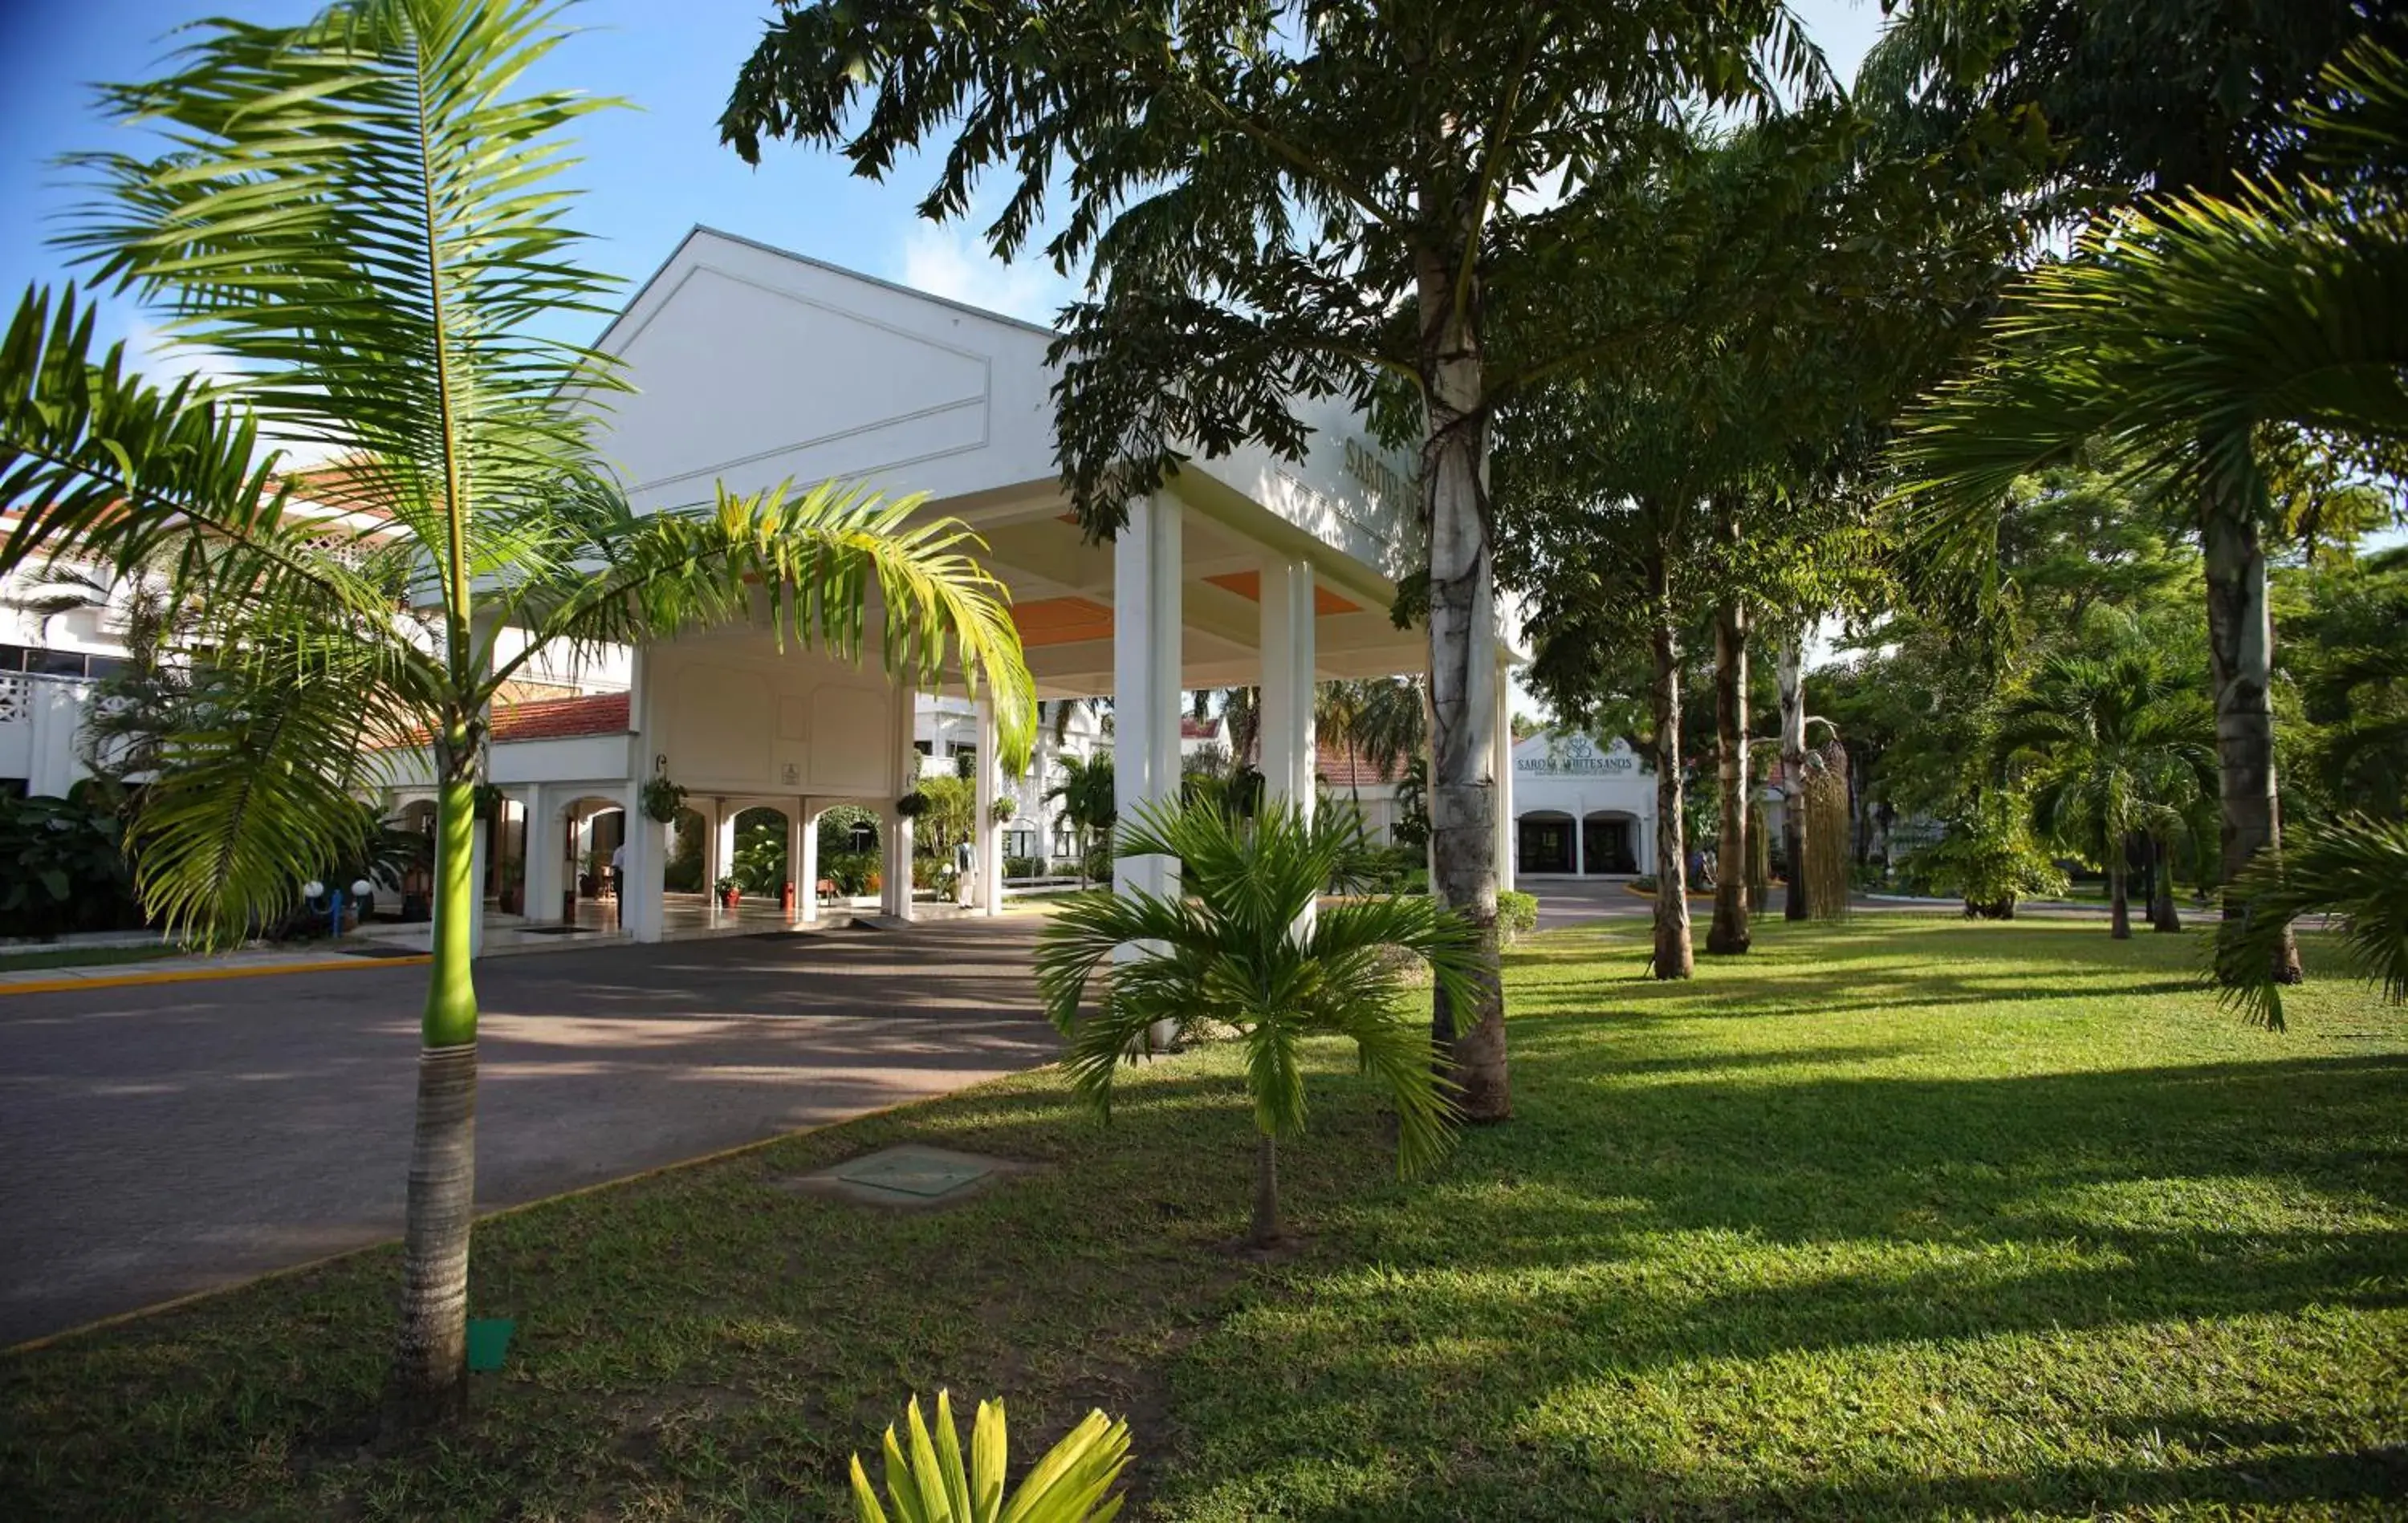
left=0, top=953, right=432, bottom=998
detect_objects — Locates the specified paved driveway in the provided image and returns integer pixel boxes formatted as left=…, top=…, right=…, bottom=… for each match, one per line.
left=0, top=920, right=1057, bottom=1346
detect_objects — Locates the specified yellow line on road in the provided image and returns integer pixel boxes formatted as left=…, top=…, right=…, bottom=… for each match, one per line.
left=0, top=953, right=432, bottom=998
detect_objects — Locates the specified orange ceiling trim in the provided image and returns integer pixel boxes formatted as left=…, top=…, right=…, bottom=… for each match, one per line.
left=1203, top=570, right=1360, bottom=615
left=1011, top=595, right=1115, bottom=647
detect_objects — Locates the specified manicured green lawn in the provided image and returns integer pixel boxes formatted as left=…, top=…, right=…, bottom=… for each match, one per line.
left=3, top=919, right=2402, bottom=1519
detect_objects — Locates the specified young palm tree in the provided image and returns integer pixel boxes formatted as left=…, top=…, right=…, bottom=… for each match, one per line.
left=1043, top=751, right=1117, bottom=887
left=2217, top=813, right=2408, bottom=1031
left=1994, top=650, right=2215, bottom=939
left=0, top=0, right=1031, bottom=1432
left=1033, top=798, right=1479, bottom=1248
left=1890, top=39, right=2408, bottom=977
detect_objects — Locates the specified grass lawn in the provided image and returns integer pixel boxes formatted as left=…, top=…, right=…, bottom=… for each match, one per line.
left=0, top=943, right=183, bottom=974
left=3, top=918, right=2402, bottom=1519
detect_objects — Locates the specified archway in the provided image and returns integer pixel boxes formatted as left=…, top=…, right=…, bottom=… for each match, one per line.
left=1517, top=810, right=1576, bottom=875
left=728, top=805, right=793, bottom=898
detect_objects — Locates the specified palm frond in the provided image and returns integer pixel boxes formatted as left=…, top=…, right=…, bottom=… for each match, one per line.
left=2215, top=814, right=2408, bottom=1031
left=517, top=479, right=1036, bottom=770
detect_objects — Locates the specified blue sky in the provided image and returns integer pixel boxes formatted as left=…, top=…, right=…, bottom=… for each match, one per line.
left=0, top=0, right=1891, bottom=357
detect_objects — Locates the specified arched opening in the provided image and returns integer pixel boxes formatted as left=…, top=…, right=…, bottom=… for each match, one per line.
left=1581, top=811, right=1640, bottom=875
left=1517, top=810, right=1576, bottom=875
left=729, top=805, right=791, bottom=898
left=559, top=797, right=625, bottom=914
left=396, top=798, right=438, bottom=920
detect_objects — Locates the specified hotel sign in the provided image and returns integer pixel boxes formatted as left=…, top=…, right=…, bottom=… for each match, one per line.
left=1517, top=734, right=1635, bottom=776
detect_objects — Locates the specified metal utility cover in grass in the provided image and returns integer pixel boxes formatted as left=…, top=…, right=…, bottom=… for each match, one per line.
left=787, top=1144, right=1026, bottom=1208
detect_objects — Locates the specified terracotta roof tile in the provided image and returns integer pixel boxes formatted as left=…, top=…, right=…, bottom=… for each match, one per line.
left=490, top=691, right=629, bottom=742
left=1317, top=740, right=1405, bottom=788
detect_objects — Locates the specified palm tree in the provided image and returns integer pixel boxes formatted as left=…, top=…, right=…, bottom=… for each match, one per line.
left=1032, top=798, right=1479, bottom=1248
left=1043, top=752, right=1117, bottom=886
left=1994, top=650, right=2215, bottom=939
left=2216, top=813, right=2408, bottom=1032
left=1890, top=39, right=2408, bottom=977
left=0, top=0, right=1031, bottom=1432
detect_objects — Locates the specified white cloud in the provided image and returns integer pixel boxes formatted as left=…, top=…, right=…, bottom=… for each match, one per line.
left=896, top=220, right=1080, bottom=329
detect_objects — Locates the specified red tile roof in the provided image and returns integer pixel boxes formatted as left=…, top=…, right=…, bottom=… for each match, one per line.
left=1317, top=740, right=1405, bottom=788
left=490, top=691, right=629, bottom=742
left=1180, top=716, right=1223, bottom=741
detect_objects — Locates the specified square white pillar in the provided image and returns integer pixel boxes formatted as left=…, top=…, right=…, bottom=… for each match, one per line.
left=519, top=783, right=559, bottom=923
left=1260, top=554, right=1317, bottom=815
left=463, top=818, right=489, bottom=959
left=884, top=684, right=918, bottom=920
left=974, top=699, right=1004, bottom=916
left=1113, top=492, right=1183, bottom=904
left=624, top=647, right=668, bottom=943
left=794, top=804, right=818, bottom=924
left=1494, top=675, right=1516, bottom=891
left=714, top=803, right=739, bottom=899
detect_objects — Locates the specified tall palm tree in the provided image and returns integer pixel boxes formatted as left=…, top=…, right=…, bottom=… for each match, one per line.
left=1043, top=752, right=1117, bottom=886
left=1315, top=676, right=1426, bottom=819
left=1890, top=39, right=2408, bottom=978
left=1994, top=650, right=2215, bottom=939
left=0, top=0, right=1031, bottom=1432
left=1033, top=797, right=1478, bottom=1247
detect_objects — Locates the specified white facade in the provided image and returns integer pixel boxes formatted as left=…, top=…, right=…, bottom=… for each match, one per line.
left=10, top=226, right=1523, bottom=939
left=1511, top=732, right=1658, bottom=877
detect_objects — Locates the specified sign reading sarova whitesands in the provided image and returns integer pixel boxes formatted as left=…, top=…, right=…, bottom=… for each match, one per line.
left=1517, top=733, right=1637, bottom=776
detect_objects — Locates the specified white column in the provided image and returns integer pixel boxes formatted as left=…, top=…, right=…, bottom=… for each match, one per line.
left=1493, top=673, right=1516, bottom=891
left=519, top=783, right=559, bottom=922
left=714, top=803, right=739, bottom=900
left=884, top=684, right=917, bottom=919
left=1112, top=492, right=1183, bottom=905
left=624, top=647, right=668, bottom=943
left=974, top=699, right=1003, bottom=915
left=794, top=804, right=818, bottom=924
left=1259, top=554, right=1316, bottom=817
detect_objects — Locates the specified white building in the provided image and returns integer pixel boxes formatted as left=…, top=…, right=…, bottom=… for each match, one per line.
left=1509, top=729, right=1787, bottom=878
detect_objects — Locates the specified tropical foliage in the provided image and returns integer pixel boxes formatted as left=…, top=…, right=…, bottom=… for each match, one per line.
left=1033, top=798, right=1479, bottom=1245
left=2217, top=814, right=2408, bottom=1030
left=1043, top=753, right=1117, bottom=888
left=849, top=1391, right=1130, bottom=1523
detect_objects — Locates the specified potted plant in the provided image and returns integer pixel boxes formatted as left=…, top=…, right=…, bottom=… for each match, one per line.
left=895, top=790, right=931, bottom=820
left=641, top=772, right=687, bottom=825
left=714, top=873, right=741, bottom=909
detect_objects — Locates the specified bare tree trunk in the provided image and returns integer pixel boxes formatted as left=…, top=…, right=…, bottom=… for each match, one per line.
left=1708, top=570, right=1750, bottom=955
left=386, top=770, right=480, bottom=1434
left=1649, top=549, right=1693, bottom=980
left=1779, top=636, right=1809, bottom=922
left=2108, top=844, right=2131, bottom=940
left=2202, top=475, right=2300, bottom=983
left=1251, top=1132, right=1279, bottom=1247
left=2150, top=832, right=2182, bottom=932
left=1418, top=248, right=1507, bottom=1121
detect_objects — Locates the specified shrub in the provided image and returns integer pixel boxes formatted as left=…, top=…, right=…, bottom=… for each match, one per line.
left=1497, top=889, right=1539, bottom=940
left=1630, top=874, right=1658, bottom=893
left=821, top=851, right=880, bottom=896
left=1003, top=854, right=1047, bottom=879
left=0, top=787, right=142, bottom=940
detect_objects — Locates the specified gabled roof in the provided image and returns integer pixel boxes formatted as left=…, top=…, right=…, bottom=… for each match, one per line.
left=490, top=691, right=629, bottom=742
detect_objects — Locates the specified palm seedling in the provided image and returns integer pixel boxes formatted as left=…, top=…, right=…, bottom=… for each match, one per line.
left=1033, top=797, right=1480, bottom=1248
left=849, top=1391, right=1130, bottom=1523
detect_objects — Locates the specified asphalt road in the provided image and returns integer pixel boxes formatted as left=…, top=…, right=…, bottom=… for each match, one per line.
left=0, top=919, right=1058, bottom=1346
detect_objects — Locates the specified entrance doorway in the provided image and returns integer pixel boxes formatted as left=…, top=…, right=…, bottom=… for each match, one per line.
left=1518, top=813, right=1575, bottom=875
left=1581, top=814, right=1637, bottom=875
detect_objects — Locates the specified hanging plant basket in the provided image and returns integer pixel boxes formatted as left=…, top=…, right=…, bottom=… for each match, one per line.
left=641, top=774, right=688, bottom=825
left=987, top=798, right=1017, bottom=826
left=895, top=790, right=932, bottom=819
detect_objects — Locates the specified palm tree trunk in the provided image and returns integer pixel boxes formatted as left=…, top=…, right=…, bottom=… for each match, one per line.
left=386, top=771, right=480, bottom=1433
left=2108, top=846, right=2131, bottom=940
left=1418, top=247, right=1508, bottom=1123
left=1779, top=636, right=1809, bottom=922
left=2202, top=478, right=2301, bottom=983
left=1649, top=549, right=1693, bottom=980
left=1707, top=579, right=1750, bottom=956
left=1251, top=1132, right=1279, bottom=1247
left=2150, top=831, right=2182, bottom=932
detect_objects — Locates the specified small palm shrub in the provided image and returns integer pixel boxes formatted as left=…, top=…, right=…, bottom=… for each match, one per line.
left=1497, top=890, right=1540, bottom=940
left=2216, top=814, right=2408, bottom=1031
left=849, top=1390, right=1129, bottom=1523
left=1035, top=798, right=1481, bottom=1246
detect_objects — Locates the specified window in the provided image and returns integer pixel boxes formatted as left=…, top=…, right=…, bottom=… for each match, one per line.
left=31, top=649, right=87, bottom=677
left=83, top=656, right=130, bottom=683
left=0, top=645, right=29, bottom=672
left=913, top=739, right=934, bottom=756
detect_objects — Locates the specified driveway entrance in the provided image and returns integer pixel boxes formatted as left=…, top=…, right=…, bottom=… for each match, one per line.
left=0, top=920, right=1056, bottom=1346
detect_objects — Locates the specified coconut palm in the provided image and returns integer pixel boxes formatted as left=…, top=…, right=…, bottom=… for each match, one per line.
left=1994, top=649, right=2215, bottom=939
left=0, top=0, right=1031, bottom=1432
left=1043, top=752, right=1117, bottom=886
left=1033, top=797, right=1479, bottom=1248
left=2216, top=813, right=2408, bottom=1031
left=1889, top=39, right=2408, bottom=976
